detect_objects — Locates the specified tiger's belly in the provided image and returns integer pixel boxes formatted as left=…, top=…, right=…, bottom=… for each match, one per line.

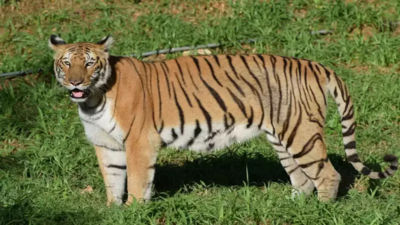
left=160, top=123, right=264, bottom=152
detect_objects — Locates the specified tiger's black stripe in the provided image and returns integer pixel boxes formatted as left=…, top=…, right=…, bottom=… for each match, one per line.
left=342, top=122, right=356, bottom=137
left=236, top=73, right=265, bottom=129
left=95, top=144, right=122, bottom=152
left=224, top=71, right=245, bottom=97
left=314, top=161, right=325, bottom=178
left=142, top=61, right=149, bottom=91
left=239, top=55, right=263, bottom=93
left=153, top=63, right=163, bottom=119
left=257, top=54, right=276, bottom=135
left=287, top=166, right=300, bottom=175
left=292, top=133, right=323, bottom=159
left=186, top=62, right=199, bottom=90
left=191, top=57, right=201, bottom=73
left=344, top=141, right=356, bottom=149
left=252, top=56, right=262, bottom=72
left=147, top=62, right=154, bottom=98
left=127, top=58, right=146, bottom=108
left=270, top=55, right=283, bottom=123
left=109, top=122, right=117, bottom=133
left=160, top=62, right=172, bottom=98
left=186, top=120, right=202, bottom=147
left=299, top=158, right=326, bottom=169
left=309, top=88, right=325, bottom=121
left=198, top=73, right=227, bottom=112
left=204, top=57, right=223, bottom=87
left=333, top=87, right=338, bottom=98
left=312, top=64, right=327, bottom=106
left=175, top=72, right=193, bottom=107
left=226, top=55, right=240, bottom=79
left=224, top=113, right=235, bottom=130
left=295, top=59, right=312, bottom=113
left=175, top=59, right=186, bottom=85
left=342, top=105, right=354, bottom=121
left=333, top=73, right=346, bottom=103
left=204, top=131, right=219, bottom=142
left=286, top=102, right=303, bottom=149
left=158, top=120, right=164, bottom=134
left=347, top=154, right=361, bottom=163
left=172, top=84, right=185, bottom=135
left=247, top=107, right=254, bottom=128
left=300, top=66, right=313, bottom=112
left=227, top=88, right=247, bottom=117
left=319, top=63, right=331, bottom=81
left=193, top=94, right=212, bottom=133
left=171, top=128, right=178, bottom=140
left=279, top=91, right=293, bottom=141
left=213, top=55, right=221, bottom=67
left=107, top=164, right=127, bottom=170
left=288, top=58, right=298, bottom=116
left=123, top=115, right=136, bottom=144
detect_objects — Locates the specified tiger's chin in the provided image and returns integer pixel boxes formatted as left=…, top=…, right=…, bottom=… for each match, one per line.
left=69, top=89, right=90, bottom=103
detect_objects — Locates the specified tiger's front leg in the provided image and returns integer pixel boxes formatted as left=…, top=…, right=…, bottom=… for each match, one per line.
left=94, top=145, right=127, bottom=206
left=124, top=134, right=159, bottom=204
left=84, top=121, right=127, bottom=206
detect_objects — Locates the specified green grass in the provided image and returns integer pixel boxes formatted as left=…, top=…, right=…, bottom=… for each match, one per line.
left=1, top=0, right=400, bottom=224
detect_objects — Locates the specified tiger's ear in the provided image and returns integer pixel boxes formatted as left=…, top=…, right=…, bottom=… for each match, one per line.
left=48, top=34, right=67, bottom=51
left=96, top=35, right=114, bottom=52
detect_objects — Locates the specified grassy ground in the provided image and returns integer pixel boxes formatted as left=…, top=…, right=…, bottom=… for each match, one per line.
left=1, top=0, right=400, bottom=224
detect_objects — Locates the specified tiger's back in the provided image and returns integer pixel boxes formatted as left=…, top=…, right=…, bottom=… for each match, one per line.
left=49, top=35, right=398, bottom=206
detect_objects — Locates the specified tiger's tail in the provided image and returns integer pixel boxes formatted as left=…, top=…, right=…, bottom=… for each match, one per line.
left=327, top=70, right=398, bottom=179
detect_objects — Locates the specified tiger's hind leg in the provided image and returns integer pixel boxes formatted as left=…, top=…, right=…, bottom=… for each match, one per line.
left=266, top=133, right=315, bottom=197
left=286, top=126, right=341, bottom=201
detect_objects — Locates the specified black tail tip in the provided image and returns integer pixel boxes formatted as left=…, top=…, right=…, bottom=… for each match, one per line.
left=383, top=154, right=398, bottom=163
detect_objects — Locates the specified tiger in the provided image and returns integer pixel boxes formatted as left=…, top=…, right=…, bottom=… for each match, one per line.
left=48, top=34, right=398, bottom=206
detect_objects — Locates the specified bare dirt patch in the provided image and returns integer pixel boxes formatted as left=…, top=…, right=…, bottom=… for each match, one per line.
left=352, top=177, right=368, bottom=193
left=339, top=61, right=395, bottom=75
left=345, top=0, right=393, bottom=8
left=349, top=25, right=378, bottom=41
left=0, top=1, right=92, bottom=21
left=0, top=0, right=233, bottom=58
left=129, top=0, right=232, bottom=23
left=1, top=139, right=28, bottom=155
left=0, top=72, right=51, bottom=91
left=293, top=8, right=307, bottom=19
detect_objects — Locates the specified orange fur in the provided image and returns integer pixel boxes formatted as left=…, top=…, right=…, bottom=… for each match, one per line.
left=49, top=35, right=398, bottom=205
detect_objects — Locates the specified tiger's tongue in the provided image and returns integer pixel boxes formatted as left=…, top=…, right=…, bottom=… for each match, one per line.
left=72, top=91, right=84, bottom=98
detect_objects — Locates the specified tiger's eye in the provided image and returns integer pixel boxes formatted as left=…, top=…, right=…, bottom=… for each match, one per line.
left=85, top=62, right=95, bottom=67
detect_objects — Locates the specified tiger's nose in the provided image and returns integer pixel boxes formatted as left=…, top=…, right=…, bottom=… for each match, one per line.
left=69, top=79, right=84, bottom=86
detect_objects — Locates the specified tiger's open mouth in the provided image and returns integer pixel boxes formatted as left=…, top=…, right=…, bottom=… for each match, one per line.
left=70, top=89, right=90, bottom=99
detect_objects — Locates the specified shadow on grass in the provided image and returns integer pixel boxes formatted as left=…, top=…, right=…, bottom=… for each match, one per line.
left=153, top=151, right=386, bottom=199
left=153, top=150, right=289, bottom=196
left=328, top=153, right=360, bottom=198
left=0, top=153, right=26, bottom=174
left=0, top=197, right=102, bottom=225
left=0, top=147, right=392, bottom=224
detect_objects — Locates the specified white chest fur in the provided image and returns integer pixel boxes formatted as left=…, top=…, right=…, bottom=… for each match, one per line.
left=78, top=99, right=125, bottom=151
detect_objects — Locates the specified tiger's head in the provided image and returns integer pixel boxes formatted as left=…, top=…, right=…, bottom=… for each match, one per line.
left=48, top=35, right=114, bottom=103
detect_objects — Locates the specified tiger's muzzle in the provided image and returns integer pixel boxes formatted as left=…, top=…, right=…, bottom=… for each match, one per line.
left=70, top=88, right=91, bottom=100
